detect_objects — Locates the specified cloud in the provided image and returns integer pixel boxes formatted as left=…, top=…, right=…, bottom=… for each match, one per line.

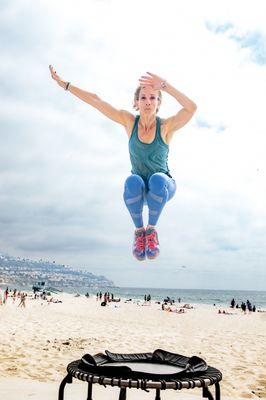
left=205, top=22, right=234, bottom=34
left=195, top=118, right=226, bottom=133
left=205, top=21, right=266, bottom=65
left=0, top=0, right=266, bottom=289
left=229, top=31, right=266, bottom=65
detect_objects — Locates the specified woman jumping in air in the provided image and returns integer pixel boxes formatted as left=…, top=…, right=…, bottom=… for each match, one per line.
left=49, top=65, right=197, bottom=261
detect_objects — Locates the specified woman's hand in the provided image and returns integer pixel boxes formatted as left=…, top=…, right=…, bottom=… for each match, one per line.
left=49, top=65, right=67, bottom=89
left=139, top=72, right=167, bottom=90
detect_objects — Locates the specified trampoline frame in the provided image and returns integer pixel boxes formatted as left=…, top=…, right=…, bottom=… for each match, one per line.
left=58, top=359, right=222, bottom=400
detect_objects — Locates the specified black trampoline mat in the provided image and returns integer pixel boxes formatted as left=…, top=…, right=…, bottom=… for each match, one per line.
left=104, top=361, right=184, bottom=374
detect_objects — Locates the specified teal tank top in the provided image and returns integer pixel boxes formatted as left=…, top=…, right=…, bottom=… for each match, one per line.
left=129, top=115, right=170, bottom=184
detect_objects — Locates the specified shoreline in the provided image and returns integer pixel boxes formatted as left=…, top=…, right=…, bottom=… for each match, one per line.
left=1, top=285, right=266, bottom=308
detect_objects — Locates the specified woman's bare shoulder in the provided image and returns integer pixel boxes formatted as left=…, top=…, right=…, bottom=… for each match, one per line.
left=159, top=118, right=170, bottom=144
left=121, top=110, right=135, bottom=123
left=121, top=110, right=136, bottom=138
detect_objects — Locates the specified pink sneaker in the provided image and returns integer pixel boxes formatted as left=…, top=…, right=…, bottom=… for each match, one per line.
left=132, top=228, right=146, bottom=261
left=145, top=227, right=160, bottom=259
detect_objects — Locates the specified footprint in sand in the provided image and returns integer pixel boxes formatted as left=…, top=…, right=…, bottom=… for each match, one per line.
left=241, top=393, right=253, bottom=398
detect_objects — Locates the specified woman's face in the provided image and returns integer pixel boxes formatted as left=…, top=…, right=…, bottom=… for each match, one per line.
left=136, top=86, right=161, bottom=115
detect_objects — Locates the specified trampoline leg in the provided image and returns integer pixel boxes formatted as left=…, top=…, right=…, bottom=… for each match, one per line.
left=215, top=383, right=221, bottom=400
left=87, top=381, right=93, bottom=400
left=155, top=388, right=161, bottom=400
left=202, top=387, right=214, bottom=400
left=119, top=387, right=127, bottom=400
left=58, top=374, right=73, bottom=400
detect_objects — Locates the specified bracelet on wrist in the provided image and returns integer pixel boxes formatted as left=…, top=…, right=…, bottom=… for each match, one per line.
left=65, top=82, right=71, bottom=91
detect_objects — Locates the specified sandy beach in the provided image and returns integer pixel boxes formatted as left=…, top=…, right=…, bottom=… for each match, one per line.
left=0, top=293, right=265, bottom=399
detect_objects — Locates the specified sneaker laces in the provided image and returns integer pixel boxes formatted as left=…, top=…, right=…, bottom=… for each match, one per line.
left=135, top=233, right=145, bottom=251
left=146, top=231, right=158, bottom=250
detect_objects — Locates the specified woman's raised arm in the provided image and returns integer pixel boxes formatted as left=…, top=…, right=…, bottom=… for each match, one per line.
left=49, top=65, right=133, bottom=128
left=139, top=72, right=197, bottom=142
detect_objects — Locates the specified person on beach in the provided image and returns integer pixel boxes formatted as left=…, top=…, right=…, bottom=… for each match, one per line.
left=3, top=287, right=9, bottom=304
left=13, top=289, right=17, bottom=303
left=49, top=66, right=197, bottom=260
left=18, top=293, right=26, bottom=308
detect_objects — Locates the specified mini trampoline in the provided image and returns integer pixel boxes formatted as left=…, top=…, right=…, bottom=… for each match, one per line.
left=58, top=349, right=222, bottom=400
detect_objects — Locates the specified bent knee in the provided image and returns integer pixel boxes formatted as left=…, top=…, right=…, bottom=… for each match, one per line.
left=148, top=173, right=167, bottom=192
left=124, top=174, right=145, bottom=194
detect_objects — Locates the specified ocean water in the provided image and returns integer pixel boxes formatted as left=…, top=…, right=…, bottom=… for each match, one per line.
left=2, top=284, right=266, bottom=308
left=77, top=287, right=266, bottom=308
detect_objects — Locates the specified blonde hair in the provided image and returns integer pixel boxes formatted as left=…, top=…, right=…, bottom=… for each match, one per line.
left=133, top=86, right=162, bottom=113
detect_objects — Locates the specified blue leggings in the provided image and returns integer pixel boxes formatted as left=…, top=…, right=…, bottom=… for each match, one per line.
left=123, top=173, right=176, bottom=228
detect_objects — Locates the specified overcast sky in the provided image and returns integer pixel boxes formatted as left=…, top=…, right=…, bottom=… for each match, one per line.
left=1, top=0, right=266, bottom=290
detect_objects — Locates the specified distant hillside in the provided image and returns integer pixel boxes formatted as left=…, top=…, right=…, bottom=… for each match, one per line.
left=0, top=252, right=115, bottom=289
